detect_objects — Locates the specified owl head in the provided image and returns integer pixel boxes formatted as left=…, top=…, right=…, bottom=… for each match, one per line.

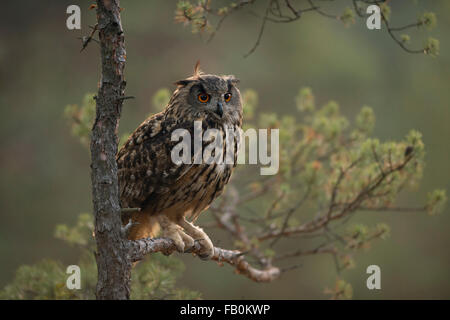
left=170, top=63, right=242, bottom=126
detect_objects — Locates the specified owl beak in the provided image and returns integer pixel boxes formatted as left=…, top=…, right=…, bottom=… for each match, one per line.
left=216, top=102, right=224, bottom=118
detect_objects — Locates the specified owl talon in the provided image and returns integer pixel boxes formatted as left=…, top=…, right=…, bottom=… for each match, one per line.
left=194, top=238, right=214, bottom=260
left=161, top=227, right=185, bottom=253
left=184, top=246, right=194, bottom=253
left=177, top=219, right=215, bottom=260
left=179, top=229, right=195, bottom=250
left=158, top=216, right=195, bottom=254
left=198, top=252, right=213, bottom=260
left=172, top=237, right=186, bottom=253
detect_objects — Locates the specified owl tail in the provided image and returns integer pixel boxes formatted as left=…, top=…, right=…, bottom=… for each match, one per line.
left=122, top=209, right=160, bottom=240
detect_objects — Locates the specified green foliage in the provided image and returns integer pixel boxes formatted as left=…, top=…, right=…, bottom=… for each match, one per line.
left=419, top=12, right=437, bottom=31
left=16, top=87, right=444, bottom=300
left=64, top=93, right=96, bottom=148
left=0, top=260, right=79, bottom=300
left=340, top=7, right=355, bottom=27
left=175, top=1, right=212, bottom=34
left=152, top=88, right=171, bottom=113
left=0, top=213, right=200, bottom=300
left=425, top=37, right=440, bottom=57
left=54, top=213, right=94, bottom=247
left=401, top=34, right=411, bottom=44
left=324, top=279, right=353, bottom=300
left=131, top=254, right=201, bottom=300
left=174, top=1, right=439, bottom=57
left=426, top=189, right=447, bottom=216
left=355, top=106, right=375, bottom=135
left=1, top=88, right=204, bottom=300
left=296, top=87, right=315, bottom=113
left=235, top=87, right=446, bottom=294
left=344, top=223, right=390, bottom=250
left=379, top=3, right=391, bottom=21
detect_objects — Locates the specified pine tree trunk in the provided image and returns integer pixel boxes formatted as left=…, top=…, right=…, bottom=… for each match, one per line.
left=90, top=0, right=130, bottom=300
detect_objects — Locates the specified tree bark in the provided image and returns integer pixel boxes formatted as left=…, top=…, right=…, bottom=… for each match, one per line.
left=90, top=0, right=130, bottom=299
left=89, top=1, right=282, bottom=299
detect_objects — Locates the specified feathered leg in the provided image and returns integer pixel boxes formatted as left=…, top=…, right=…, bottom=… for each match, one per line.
left=158, top=215, right=194, bottom=253
left=178, top=218, right=214, bottom=259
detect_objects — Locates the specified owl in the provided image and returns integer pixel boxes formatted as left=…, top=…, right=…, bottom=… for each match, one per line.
left=117, top=64, right=242, bottom=259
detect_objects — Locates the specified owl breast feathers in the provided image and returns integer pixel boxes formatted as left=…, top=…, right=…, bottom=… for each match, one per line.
left=117, top=68, right=243, bottom=248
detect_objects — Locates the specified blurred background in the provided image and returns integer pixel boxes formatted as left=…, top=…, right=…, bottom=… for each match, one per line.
left=0, top=0, right=449, bottom=299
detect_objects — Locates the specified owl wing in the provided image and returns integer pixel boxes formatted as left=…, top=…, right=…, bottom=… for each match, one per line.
left=117, top=112, right=194, bottom=209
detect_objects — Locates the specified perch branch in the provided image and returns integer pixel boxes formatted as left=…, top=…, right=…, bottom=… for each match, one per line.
left=127, top=238, right=281, bottom=282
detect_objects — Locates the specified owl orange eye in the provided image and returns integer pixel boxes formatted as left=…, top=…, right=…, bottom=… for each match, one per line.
left=224, top=93, right=232, bottom=102
left=198, top=93, right=210, bottom=103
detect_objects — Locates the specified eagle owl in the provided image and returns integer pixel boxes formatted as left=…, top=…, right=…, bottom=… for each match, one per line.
left=117, top=65, right=242, bottom=259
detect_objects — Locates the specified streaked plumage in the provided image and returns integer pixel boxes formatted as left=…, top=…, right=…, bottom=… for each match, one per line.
left=117, top=66, right=242, bottom=258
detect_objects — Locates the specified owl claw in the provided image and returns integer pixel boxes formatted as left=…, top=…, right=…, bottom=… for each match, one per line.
left=159, top=217, right=195, bottom=254
left=172, top=238, right=186, bottom=253
left=198, top=252, right=213, bottom=260
left=184, top=246, right=194, bottom=253
left=194, top=238, right=214, bottom=260
left=175, top=219, right=214, bottom=259
left=161, top=227, right=187, bottom=253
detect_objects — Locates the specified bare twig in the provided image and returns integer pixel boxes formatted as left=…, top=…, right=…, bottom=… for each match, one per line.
left=257, top=155, right=415, bottom=242
left=274, top=244, right=337, bottom=261
left=244, top=0, right=273, bottom=58
left=80, top=24, right=98, bottom=52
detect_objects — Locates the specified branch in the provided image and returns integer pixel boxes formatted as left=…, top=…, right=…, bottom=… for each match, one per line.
left=257, top=153, right=415, bottom=241
left=274, top=244, right=337, bottom=262
left=236, top=176, right=278, bottom=205
left=207, top=0, right=256, bottom=43
left=380, top=10, right=424, bottom=54
left=270, top=185, right=311, bottom=247
left=90, top=0, right=130, bottom=300
left=128, top=238, right=281, bottom=282
left=80, top=24, right=98, bottom=52
left=215, top=186, right=272, bottom=267
left=357, top=206, right=426, bottom=212
left=244, top=0, right=273, bottom=58
left=177, top=0, right=437, bottom=57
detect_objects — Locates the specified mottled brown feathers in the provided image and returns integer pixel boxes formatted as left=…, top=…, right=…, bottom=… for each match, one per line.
left=117, top=70, right=242, bottom=249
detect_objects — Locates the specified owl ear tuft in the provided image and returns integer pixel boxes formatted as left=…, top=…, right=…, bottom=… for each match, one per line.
left=175, top=61, right=203, bottom=86
left=193, top=60, right=202, bottom=77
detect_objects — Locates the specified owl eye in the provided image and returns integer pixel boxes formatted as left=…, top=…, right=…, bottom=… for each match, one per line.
left=224, top=93, right=232, bottom=102
left=198, top=93, right=210, bottom=103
